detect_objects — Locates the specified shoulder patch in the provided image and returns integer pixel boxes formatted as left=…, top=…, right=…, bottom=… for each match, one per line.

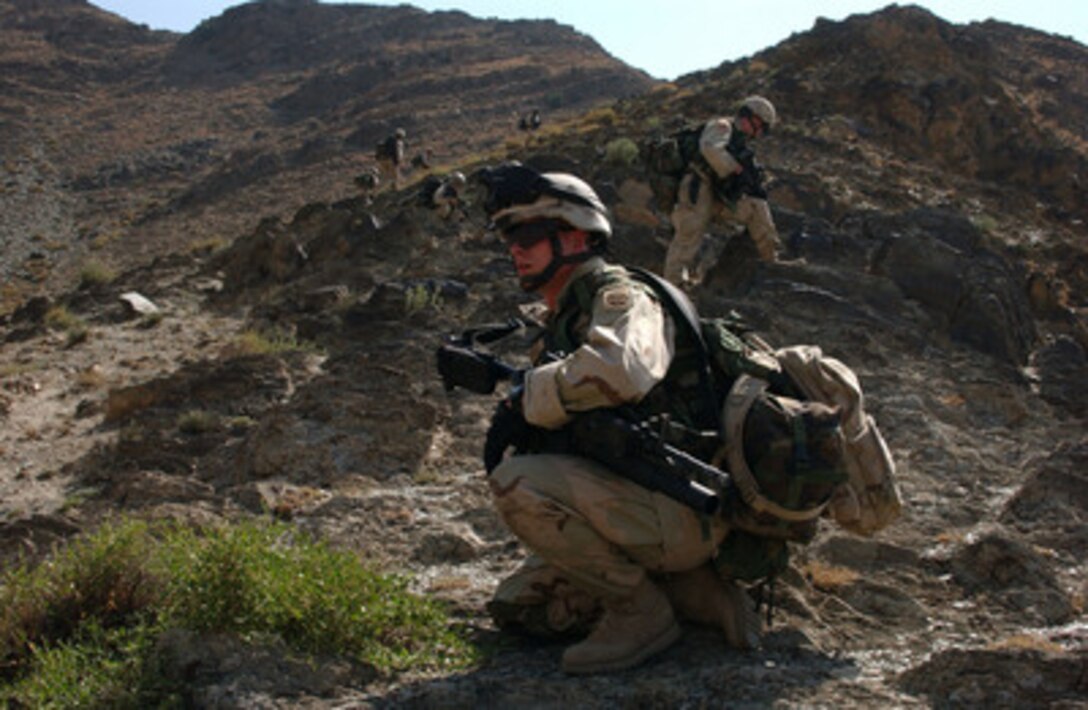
left=600, top=285, right=633, bottom=311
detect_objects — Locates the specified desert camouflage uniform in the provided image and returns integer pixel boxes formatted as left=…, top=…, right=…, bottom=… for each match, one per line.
left=377, top=132, right=407, bottom=190
left=663, top=117, right=781, bottom=285
left=432, top=179, right=464, bottom=221
left=488, top=257, right=729, bottom=634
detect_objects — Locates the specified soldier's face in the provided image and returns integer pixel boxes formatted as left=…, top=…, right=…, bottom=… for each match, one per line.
left=507, top=238, right=554, bottom=281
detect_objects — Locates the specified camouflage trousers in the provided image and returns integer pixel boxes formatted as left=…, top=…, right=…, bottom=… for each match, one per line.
left=377, top=157, right=402, bottom=190
left=664, top=171, right=780, bottom=285
left=488, top=453, right=729, bottom=637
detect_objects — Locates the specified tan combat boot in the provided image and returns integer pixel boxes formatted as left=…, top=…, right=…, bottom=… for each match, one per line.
left=662, top=563, right=761, bottom=650
left=560, top=577, right=681, bottom=675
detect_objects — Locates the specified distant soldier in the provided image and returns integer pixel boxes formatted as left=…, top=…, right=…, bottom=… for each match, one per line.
left=353, top=167, right=380, bottom=206
left=417, top=171, right=468, bottom=221
left=410, top=148, right=434, bottom=172
left=374, top=128, right=407, bottom=190
left=663, top=96, right=782, bottom=288
left=518, top=109, right=543, bottom=145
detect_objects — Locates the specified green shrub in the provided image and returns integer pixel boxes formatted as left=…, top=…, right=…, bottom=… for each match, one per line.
left=403, top=283, right=444, bottom=316
left=230, top=328, right=323, bottom=356
left=0, top=518, right=476, bottom=707
left=78, top=260, right=116, bottom=289
left=604, top=137, right=640, bottom=166
left=177, top=409, right=220, bottom=435
left=44, top=305, right=84, bottom=333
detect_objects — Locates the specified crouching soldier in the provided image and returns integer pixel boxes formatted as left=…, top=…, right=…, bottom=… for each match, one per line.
left=474, top=164, right=761, bottom=674
left=353, top=167, right=380, bottom=206
left=431, top=170, right=467, bottom=221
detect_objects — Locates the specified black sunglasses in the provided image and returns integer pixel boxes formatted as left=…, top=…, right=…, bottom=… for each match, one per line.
left=501, top=218, right=571, bottom=247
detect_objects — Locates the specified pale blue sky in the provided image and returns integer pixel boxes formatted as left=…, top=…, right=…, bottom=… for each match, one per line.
left=92, top=1, right=1086, bottom=80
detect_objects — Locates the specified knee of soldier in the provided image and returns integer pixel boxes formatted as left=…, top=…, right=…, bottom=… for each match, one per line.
left=489, top=455, right=564, bottom=517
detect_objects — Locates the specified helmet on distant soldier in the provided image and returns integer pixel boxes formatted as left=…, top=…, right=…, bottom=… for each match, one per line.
left=739, top=96, right=777, bottom=133
left=394, top=127, right=406, bottom=139
left=448, top=170, right=466, bottom=188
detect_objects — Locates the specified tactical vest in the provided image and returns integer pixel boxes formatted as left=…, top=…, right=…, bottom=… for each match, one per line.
left=540, top=264, right=721, bottom=437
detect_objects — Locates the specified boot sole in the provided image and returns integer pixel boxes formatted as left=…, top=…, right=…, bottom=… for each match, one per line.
left=561, top=620, right=681, bottom=675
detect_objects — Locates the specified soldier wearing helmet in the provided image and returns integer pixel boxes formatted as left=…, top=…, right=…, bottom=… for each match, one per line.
left=375, top=127, right=408, bottom=189
left=352, top=166, right=380, bottom=206
left=431, top=170, right=468, bottom=221
left=475, top=164, right=760, bottom=675
left=663, top=95, right=782, bottom=287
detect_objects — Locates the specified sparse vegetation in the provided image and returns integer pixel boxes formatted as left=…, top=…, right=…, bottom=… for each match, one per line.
left=228, top=328, right=324, bottom=357
left=801, top=560, right=859, bottom=591
left=988, top=634, right=1064, bottom=654
left=604, top=137, right=639, bottom=166
left=0, top=362, right=40, bottom=378
left=44, top=305, right=85, bottom=333
left=0, top=518, right=477, bottom=707
left=224, top=415, right=257, bottom=434
left=177, top=409, right=220, bottom=435
left=970, top=212, right=999, bottom=234
left=78, top=260, right=116, bottom=289
left=75, top=365, right=107, bottom=390
left=403, top=282, right=444, bottom=316
left=188, top=236, right=228, bottom=255
left=138, top=311, right=164, bottom=329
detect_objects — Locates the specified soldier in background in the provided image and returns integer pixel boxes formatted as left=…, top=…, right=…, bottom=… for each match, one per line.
left=517, top=108, right=543, bottom=145
left=663, top=96, right=781, bottom=288
left=353, top=167, right=380, bottom=206
left=431, top=170, right=467, bottom=221
left=375, top=128, right=407, bottom=190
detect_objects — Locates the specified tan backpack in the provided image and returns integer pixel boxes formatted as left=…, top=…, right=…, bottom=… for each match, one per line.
left=728, top=343, right=903, bottom=536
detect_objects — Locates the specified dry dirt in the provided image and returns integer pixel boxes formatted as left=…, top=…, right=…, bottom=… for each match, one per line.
left=1, top=189, right=1085, bottom=707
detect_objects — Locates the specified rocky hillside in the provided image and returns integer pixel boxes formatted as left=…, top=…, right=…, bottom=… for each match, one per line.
left=1, top=3, right=1087, bottom=707
left=0, top=0, right=654, bottom=307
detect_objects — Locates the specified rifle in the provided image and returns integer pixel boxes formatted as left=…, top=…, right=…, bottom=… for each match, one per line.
left=436, top=339, right=734, bottom=515
left=716, top=146, right=768, bottom=202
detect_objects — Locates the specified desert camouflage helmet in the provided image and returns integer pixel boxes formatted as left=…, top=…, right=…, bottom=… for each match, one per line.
left=740, top=96, right=777, bottom=130
left=448, top=170, right=466, bottom=188
left=394, top=128, right=406, bottom=138
left=486, top=167, right=611, bottom=239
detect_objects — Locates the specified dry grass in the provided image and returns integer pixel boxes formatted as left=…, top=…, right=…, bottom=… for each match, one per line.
left=802, top=560, right=860, bottom=591
left=987, top=634, right=1064, bottom=654
left=75, top=365, right=108, bottom=390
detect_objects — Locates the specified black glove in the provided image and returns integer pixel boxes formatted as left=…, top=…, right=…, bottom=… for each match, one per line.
left=436, top=344, right=510, bottom=394
left=483, top=387, right=530, bottom=474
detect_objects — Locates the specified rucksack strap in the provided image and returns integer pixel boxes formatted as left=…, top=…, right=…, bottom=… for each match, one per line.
left=627, top=267, right=722, bottom=426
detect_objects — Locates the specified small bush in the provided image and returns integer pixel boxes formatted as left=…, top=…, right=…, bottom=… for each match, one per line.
left=177, top=409, right=220, bottom=435
left=229, top=328, right=323, bottom=356
left=604, top=137, right=639, bottom=166
left=801, top=561, right=859, bottom=591
left=403, top=283, right=443, bottom=316
left=44, top=306, right=85, bottom=333
left=189, top=236, right=227, bottom=255
left=78, top=260, right=116, bottom=289
left=0, top=518, right=476, bottom=706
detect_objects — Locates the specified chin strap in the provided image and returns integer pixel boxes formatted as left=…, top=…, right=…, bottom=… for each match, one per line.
left=518, top=235, right=597, bottom=292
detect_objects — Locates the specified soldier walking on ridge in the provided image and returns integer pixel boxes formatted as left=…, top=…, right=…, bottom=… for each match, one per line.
left=375, top=127, right=407, bottom=190
left=663, top=96, right=782, bottom=288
